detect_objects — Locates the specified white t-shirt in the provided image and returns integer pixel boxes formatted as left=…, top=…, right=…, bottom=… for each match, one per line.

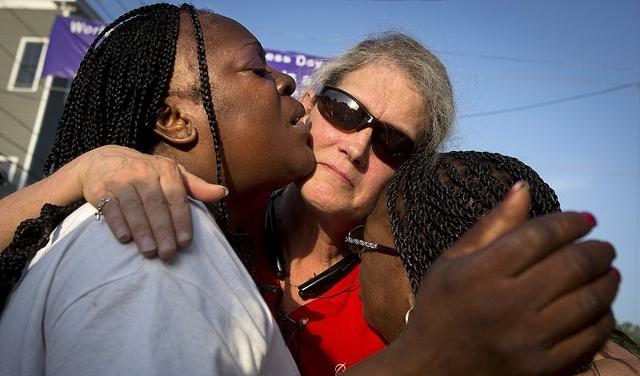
left=0, top=200, right=299, bottom=376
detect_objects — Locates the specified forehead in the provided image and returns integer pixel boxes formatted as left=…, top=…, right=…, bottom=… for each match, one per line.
left=173, top=12, right=262, bottom=91
left=198, top=13, right=262, bottom=59
left=335, top=61, right=427, bottom=141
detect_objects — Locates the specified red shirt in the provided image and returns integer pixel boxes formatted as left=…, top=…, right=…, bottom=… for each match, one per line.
left=252, top=250, right=386, bottom=376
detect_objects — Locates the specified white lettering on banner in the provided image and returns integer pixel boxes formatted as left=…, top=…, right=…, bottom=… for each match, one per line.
left=69, top=20, right=105, bottom=36
left=266, top=52, right=294, bottom=65
left=295, top=54, right=323, bottom=69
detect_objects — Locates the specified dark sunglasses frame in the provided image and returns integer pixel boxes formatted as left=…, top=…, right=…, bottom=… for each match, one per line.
left=345, top=225, right=399, bottom=256
left=317, top=86, right=415, bottom=165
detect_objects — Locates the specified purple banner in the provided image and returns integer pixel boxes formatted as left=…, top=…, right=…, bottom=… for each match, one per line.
left=42, top=16, right=106, bottom=78
left=265, top=49, right=327, bottom=92
left=42, top=16, right=327, bottom=87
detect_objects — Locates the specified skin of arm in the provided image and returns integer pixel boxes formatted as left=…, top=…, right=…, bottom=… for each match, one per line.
left=0, top=154, right=86, bottom=250
left=0, top=145, right=227, bottom=256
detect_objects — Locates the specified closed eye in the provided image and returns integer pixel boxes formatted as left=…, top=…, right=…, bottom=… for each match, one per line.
left=251, top=68, right=268, bottom=78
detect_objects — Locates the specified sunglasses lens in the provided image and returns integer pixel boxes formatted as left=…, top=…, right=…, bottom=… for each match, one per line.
left=371, top=124, right=414, bottom=165
left=318, top=87, right=414, bottom=165
left=317, top=89, right=366, bottom=132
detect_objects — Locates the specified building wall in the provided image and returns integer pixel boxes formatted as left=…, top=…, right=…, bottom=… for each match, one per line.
left=0, top=0, right=97, bottom=197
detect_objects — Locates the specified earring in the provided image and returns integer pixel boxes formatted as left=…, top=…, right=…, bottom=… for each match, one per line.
left=404, top=306, right=414, bottom=325
left=405, top=293, right=416, bottom=325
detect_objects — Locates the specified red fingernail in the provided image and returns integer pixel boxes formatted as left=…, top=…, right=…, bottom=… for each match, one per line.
left=609, top=267, right=621, bottom=282
left=581, top=212, right=597, bottom=227
left=503, top=181, right=526, bottom=200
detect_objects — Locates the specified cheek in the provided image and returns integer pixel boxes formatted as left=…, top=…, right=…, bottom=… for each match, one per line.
left=309, top=112, right=341, bottom=149
left=359, top=255, right=412, bottom=341
left=358, top=255, right=382, bottom=324
left=357, top=161, right=395, bottom=207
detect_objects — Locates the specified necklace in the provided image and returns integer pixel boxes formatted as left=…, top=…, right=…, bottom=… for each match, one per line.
left=264, top=190, right=360, bottom=299
left=284, top=272, right=319, bottom=289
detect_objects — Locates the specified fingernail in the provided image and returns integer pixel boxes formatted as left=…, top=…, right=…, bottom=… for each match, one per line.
left=141, top=236, right=157, bottom=254
left=177, top=230, right=191, bottom=245
left=158, top=239, right=176, bottom=255
left=503, top=181, right=526, bottom=200
left=609, top=267, right=621, bottom=282
left=115, top=229, right=131, bottom=242
left=581, top=212, right=597, bottom=227
left=216, top=185, right=229, bottom=197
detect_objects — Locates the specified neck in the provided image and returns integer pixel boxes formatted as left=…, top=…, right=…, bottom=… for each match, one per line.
left=276, top=184, right=351, bottom=267
left=225, top=191, right=269, bottom=245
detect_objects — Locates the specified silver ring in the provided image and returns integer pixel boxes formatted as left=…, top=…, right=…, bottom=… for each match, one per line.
left=95, top=197, right=114, bottom=221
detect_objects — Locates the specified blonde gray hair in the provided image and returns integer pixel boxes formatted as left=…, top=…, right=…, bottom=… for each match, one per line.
left=308, top=32, right=455, bottom=157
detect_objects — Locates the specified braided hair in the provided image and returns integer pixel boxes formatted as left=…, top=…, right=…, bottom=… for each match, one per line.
left=0, top=3, right=228, bottom=303
left=386, top=150, right=560, bottom=293
left=388, top=150, right=640, bottom=371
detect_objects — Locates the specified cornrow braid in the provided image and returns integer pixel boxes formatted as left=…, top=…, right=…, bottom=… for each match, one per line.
left=45, top=3, right=181, bottom=174
left=182, top=4, right=229, bottom=232
left=0, top=3, right=232, bottom=304
left=387, top=150, right=560, bottom=293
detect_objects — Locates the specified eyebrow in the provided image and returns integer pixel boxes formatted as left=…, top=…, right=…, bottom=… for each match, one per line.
left=243, top=40, right=266, bottom=64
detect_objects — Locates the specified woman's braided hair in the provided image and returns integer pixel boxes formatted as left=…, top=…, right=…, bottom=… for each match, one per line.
left=388, top=150, right=640, bottom=369
left=387, top=150, right=560, bottom=293
left=0, top=3, right=228, bottom=303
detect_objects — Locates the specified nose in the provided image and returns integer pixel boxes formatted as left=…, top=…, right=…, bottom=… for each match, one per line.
left=271, top=66, right=296, bottom=96
left=340, top=127, right=373, bottom=168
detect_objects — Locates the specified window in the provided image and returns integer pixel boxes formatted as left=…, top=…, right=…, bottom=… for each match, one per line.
left=0, top=155, right=19, bottom=186
left=7, top=37, right=48, bottom=92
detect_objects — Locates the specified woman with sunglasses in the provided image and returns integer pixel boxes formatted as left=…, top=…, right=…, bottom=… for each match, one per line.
left=0, top=32, right=614, bottom=376
left=249, top=35, right=448, bottom=374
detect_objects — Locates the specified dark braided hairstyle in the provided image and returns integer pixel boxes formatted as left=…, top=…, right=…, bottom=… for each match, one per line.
left=0, top=3, right=229, bottom=304
left=386, top=150, right=560, bottom=293
left=387, top=150, right=640, bottom=371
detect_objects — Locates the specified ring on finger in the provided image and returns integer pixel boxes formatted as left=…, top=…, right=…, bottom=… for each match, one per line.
left=95, top=197, right=115, bottom=221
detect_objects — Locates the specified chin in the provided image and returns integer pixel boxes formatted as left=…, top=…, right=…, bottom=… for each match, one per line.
left=289, top=150, right=316, bottom=181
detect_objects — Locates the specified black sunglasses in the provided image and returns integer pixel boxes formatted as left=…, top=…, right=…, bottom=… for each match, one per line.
left=317, top=86, right=415, bottom=165
left=345, top=225, right=399, bottom=256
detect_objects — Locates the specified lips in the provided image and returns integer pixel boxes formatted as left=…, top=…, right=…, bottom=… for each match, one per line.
left=320, top=163, right=354, bottom=188
left=289, top=101, right=306, bottom=128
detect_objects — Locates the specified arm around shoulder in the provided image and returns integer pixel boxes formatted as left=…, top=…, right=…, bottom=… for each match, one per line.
left=0, top=155, right=86, bottom=251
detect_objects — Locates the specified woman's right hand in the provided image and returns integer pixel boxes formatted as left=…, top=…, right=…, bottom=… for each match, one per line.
left=76, top=145, right=228, bottom=260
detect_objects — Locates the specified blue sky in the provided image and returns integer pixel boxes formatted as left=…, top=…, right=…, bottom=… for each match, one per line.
left=89, top=0, right=640, bottom=324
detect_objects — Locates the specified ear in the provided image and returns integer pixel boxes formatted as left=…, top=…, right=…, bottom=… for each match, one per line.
left=153, top=99, right=198, bottom=145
